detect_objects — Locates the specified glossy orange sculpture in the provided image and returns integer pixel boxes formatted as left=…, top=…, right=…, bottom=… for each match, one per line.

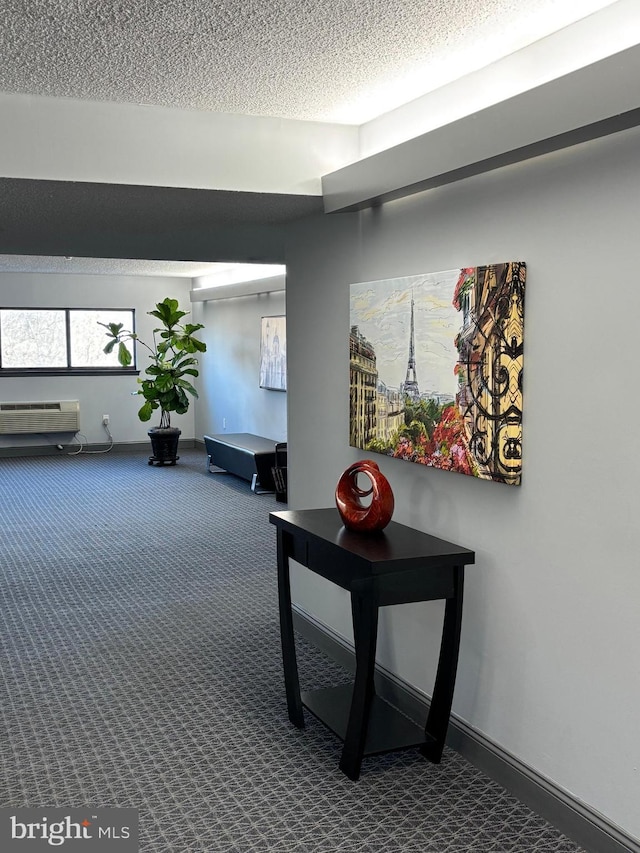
left=335, top=460, right=395, bottom=532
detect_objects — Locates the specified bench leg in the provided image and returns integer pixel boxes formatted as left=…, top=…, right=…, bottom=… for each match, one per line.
left=251, top=473, right=274, bottom=495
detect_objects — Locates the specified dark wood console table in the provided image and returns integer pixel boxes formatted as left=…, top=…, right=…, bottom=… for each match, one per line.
left=269, top=508, right=475, bottom=781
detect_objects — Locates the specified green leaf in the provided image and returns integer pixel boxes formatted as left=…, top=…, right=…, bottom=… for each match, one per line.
left=176, top=378, right=197, bottom=396
left=103, top=340, right=116, bottom=355
left=158, top=393, right=176, bottom=408
left=148, top=298, right=187, bottom=329
left=99, top=321, right=124, bottom=336
left=138, top=401, right=155, bottom=421
left=176, top=387, right=189, bottom=407
left=118, top=342, right=132, bottom=366
left=173, top=355, right=198, bottom=369
left=139, top=381, right=159, bottom=401
left=155, top=374, right=174, bottom=392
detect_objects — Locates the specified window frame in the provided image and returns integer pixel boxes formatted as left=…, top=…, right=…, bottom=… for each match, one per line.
left=0, top=306, right=140, bottom=376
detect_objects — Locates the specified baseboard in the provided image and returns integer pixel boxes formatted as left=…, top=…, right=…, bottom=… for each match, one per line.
left=0, top=439, right=198, bottom=458
left=292, top=606, right=638, bottom=853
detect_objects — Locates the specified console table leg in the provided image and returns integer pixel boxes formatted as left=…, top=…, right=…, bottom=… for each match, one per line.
left=339, top=589, right=378, bottom=781
left=277, top=529, right=304, bottom=728
left=421, top=565, right=464, bottom=764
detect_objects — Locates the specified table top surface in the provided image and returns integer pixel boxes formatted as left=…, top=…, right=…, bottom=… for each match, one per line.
left=270, top=508, right=475, bottom=569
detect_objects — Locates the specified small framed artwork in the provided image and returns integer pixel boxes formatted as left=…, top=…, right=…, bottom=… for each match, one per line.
left=260, top=315, right=287, bottom=391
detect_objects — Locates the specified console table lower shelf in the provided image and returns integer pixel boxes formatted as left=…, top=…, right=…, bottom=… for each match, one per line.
left=302, top=684, right=436, bottom=757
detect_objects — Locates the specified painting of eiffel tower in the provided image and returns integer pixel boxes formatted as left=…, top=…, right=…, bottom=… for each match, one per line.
left=400, top=294, right=420, bottom=403
left=349, top=261, right=526, bottom=485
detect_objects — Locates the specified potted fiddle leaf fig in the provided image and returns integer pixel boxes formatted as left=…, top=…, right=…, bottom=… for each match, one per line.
left=100, top=297, right=206, bottom=465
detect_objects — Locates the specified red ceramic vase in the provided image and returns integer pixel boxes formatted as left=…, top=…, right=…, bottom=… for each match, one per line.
left=335, top=459, right=394, bottom=532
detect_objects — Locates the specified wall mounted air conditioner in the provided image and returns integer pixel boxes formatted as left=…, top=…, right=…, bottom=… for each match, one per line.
left=0, top=401, right=80, bottom=434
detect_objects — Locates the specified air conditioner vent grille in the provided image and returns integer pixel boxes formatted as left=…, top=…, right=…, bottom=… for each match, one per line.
left=0, top=402, right=62, bottom=412
left=0, top=401, right=80, bottom=434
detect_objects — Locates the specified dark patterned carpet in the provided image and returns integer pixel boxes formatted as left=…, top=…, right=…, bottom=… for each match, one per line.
left=0, top=449, right=585, bottom=852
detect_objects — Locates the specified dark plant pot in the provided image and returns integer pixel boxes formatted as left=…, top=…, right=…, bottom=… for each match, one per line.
left=148, top=427, right=181, bottom=466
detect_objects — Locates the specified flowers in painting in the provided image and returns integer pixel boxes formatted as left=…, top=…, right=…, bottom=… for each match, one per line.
left=392, top=405, right=478, bottom=477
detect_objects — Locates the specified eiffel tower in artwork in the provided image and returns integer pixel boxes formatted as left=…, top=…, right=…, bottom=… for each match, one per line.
left=402, top=293, right=420, bottom=402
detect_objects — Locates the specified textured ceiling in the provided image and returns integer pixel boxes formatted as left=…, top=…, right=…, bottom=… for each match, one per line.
left=0, top=0, right=616, bottom=124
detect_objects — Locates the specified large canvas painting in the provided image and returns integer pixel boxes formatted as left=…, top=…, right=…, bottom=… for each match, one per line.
left=260, top=315, right=287, bottom=391
left=349, top=262, right=526, bottom=485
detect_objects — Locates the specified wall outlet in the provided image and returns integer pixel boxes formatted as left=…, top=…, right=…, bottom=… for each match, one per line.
left=223, top=418, right=226, bottom=430
left=102, top=414, right=110, bottom=425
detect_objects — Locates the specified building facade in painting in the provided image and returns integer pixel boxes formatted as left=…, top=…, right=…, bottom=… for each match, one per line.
left=349, top=326, right=378, bottom=448
left=376, top=380, right=405, bottom=442
left=453, top=262, right=525, bottom=485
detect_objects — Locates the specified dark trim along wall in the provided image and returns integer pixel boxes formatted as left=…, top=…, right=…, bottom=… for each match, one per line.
left=0, top=440, right=198, bottom=458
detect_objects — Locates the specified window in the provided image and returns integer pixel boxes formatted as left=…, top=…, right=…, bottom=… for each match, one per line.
left=0, top=308, right=137, bottom=374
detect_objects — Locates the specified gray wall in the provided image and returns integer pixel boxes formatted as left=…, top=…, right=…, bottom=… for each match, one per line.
left=193, top=284, right=287, bottom=442
left=285, top=126, right=640, bottom=840
left=0, top=272, right=193, bottom=448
